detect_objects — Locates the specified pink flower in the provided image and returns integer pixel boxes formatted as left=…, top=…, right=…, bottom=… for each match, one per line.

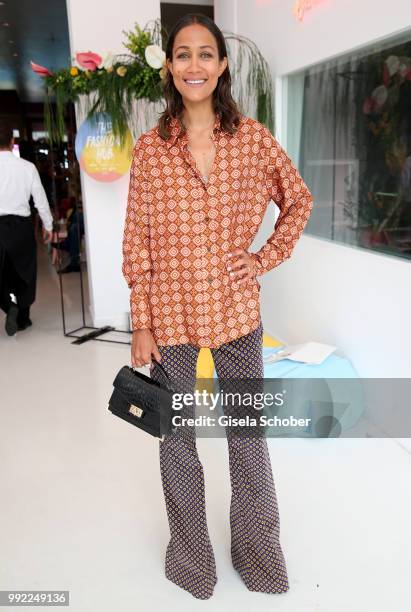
left=30, top=61, right=53, bottom=77
left=75, top=52, right=102, bottom=71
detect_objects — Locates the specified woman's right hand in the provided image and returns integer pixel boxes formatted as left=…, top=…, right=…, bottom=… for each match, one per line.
left=131, top=329, right=162, bottom=368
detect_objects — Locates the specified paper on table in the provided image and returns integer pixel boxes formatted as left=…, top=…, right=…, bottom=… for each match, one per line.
left=264, top=341, right=337, bottom=365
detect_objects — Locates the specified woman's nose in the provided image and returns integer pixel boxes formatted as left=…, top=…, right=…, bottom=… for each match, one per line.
left=188, top=57, right=200, bottom=70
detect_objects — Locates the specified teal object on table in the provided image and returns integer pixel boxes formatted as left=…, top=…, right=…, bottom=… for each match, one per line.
left=262, top=346, right=363, bottom=437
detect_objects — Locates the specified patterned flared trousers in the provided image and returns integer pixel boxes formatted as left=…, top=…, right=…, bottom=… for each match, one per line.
left=150, top=321, right=289, bottom=599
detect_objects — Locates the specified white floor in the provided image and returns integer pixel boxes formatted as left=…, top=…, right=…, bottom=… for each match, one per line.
left=1, top=243, right=410, bottom=612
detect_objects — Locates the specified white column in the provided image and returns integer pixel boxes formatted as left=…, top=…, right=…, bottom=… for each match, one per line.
left=65, top=0, right=161, bottom=329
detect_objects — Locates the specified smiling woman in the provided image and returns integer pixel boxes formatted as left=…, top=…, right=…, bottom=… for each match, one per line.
left=122, top=11, right=313, bottom=603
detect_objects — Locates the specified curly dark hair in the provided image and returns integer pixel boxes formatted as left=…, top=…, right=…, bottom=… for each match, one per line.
left=157, top=13, right=242, bottom=141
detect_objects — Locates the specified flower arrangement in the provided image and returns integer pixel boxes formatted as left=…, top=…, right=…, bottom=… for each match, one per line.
left=30, top=19, right=275, bottom=146
left=31, top=21, right=168, bottom=145
left=362, top=53, right=411, bottom=149
left=359, top=51, right=411, bottom=233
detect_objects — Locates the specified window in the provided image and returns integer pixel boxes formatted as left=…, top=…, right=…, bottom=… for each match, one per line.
left=286, top=29, right=411, bottom=260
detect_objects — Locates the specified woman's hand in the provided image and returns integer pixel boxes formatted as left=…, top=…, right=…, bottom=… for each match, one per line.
left=227, top=248, right=257, bottom=285
left=131, top=328, right=162, bottom=368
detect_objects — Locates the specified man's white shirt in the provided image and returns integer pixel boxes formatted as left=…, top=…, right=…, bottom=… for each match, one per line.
left=0, top=151, right=53, bottom=231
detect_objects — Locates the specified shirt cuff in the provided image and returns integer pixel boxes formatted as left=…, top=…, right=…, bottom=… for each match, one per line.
left=249, top=251, right=265, bottom=277
left=130, top=286, right=152, bottom=331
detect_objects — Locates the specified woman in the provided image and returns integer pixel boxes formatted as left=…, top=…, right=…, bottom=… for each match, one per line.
left=122, top=13, right=313, bottom=600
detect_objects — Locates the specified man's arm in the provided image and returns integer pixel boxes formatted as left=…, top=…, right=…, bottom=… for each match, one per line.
left=249, top=128, right=314, bottom=276
left=122, top=136, right=152, bottom=331
left=30, top=166, right=54, bottom=232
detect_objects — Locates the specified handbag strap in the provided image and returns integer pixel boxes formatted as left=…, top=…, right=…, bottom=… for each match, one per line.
left=151, top=358, right=170, bottom=382
left=132, top=358, right=173, bottom=392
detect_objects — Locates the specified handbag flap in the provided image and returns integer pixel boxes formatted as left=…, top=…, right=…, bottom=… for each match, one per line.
left=112, top=366, right=173, bottom=414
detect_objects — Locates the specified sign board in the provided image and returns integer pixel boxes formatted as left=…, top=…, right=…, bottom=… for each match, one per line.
left=75, top=113, right=133, bottom=182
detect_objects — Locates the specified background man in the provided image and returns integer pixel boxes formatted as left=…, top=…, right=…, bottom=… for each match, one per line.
left=0, top=122, right=54, bottom=336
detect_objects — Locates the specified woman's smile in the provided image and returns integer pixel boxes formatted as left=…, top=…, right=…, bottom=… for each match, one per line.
left=184, top=79, right=208, bottom=87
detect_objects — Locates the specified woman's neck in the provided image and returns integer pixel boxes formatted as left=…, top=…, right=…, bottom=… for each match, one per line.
left=181, top=101, right=216, bottom=133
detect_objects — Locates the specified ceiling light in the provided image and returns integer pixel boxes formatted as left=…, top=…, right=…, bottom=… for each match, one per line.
left=3, top=21, right=10, bottom=26
left=9, top=40, right=14, bottom=44
left=13, top=52, right=18, bottom=57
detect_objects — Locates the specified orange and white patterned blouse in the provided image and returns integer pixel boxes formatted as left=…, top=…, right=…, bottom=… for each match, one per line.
left=122, top=112, right=313, bottom=348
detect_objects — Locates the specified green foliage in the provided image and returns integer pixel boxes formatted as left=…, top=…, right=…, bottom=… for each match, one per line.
left=35, top=21, right=165, bottom=145
left=122, top=23, right=152, bottom=60
left=223, top=31, right=275, bottom=134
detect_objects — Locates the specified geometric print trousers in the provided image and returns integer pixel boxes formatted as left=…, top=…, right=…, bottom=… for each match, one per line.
left=150, top=320, right=290, bottom=599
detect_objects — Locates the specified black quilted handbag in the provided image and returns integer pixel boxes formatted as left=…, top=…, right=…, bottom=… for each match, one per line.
left=108, top=360, right=175, bottom=440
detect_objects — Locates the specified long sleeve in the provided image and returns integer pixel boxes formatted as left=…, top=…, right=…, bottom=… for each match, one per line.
left=249, top=128, right=314, bottom=276
left=30, top=166, right=54, bottom=231
left=122, top=136, right=152, bottom=331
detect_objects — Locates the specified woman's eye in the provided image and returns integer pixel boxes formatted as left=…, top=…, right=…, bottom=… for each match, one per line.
left=177, top=52, right=212, bottom=59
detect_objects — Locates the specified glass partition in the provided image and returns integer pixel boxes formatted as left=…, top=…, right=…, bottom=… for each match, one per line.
left=286, top=30, right=411, bottom=260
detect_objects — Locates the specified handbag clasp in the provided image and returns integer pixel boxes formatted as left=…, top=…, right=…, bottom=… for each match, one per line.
left=129, top=404, right=144, bottom=418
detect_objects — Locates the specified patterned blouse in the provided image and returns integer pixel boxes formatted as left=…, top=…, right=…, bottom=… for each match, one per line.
left=122, top=112, right=313, bottom=348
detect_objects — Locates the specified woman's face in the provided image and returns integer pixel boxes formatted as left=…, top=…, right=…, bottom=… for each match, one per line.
left=167, top=24, right=227, bottom=105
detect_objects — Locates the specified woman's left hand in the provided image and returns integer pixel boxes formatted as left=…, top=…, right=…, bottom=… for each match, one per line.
left=226, top=248, right=257, bottom=284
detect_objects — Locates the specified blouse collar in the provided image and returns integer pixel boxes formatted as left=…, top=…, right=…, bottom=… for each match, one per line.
left=164, top=112, right=222, bottom=148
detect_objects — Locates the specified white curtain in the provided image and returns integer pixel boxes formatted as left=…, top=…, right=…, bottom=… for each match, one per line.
left=298, top=54, right=364, bottom=244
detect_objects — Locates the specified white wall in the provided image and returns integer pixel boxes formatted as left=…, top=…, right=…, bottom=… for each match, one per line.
left=215, top=0, right=411, bottom=376
left=65, top=0, right=161, bottom=330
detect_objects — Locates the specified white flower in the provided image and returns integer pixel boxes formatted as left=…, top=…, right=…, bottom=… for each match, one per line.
left=371, top=85, right=388, bottom=108
left=145, top=44, right=166, bottom=69
left=101, top=51, right=115, bottom=69
left=385, top=55, right=400, bottom=76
